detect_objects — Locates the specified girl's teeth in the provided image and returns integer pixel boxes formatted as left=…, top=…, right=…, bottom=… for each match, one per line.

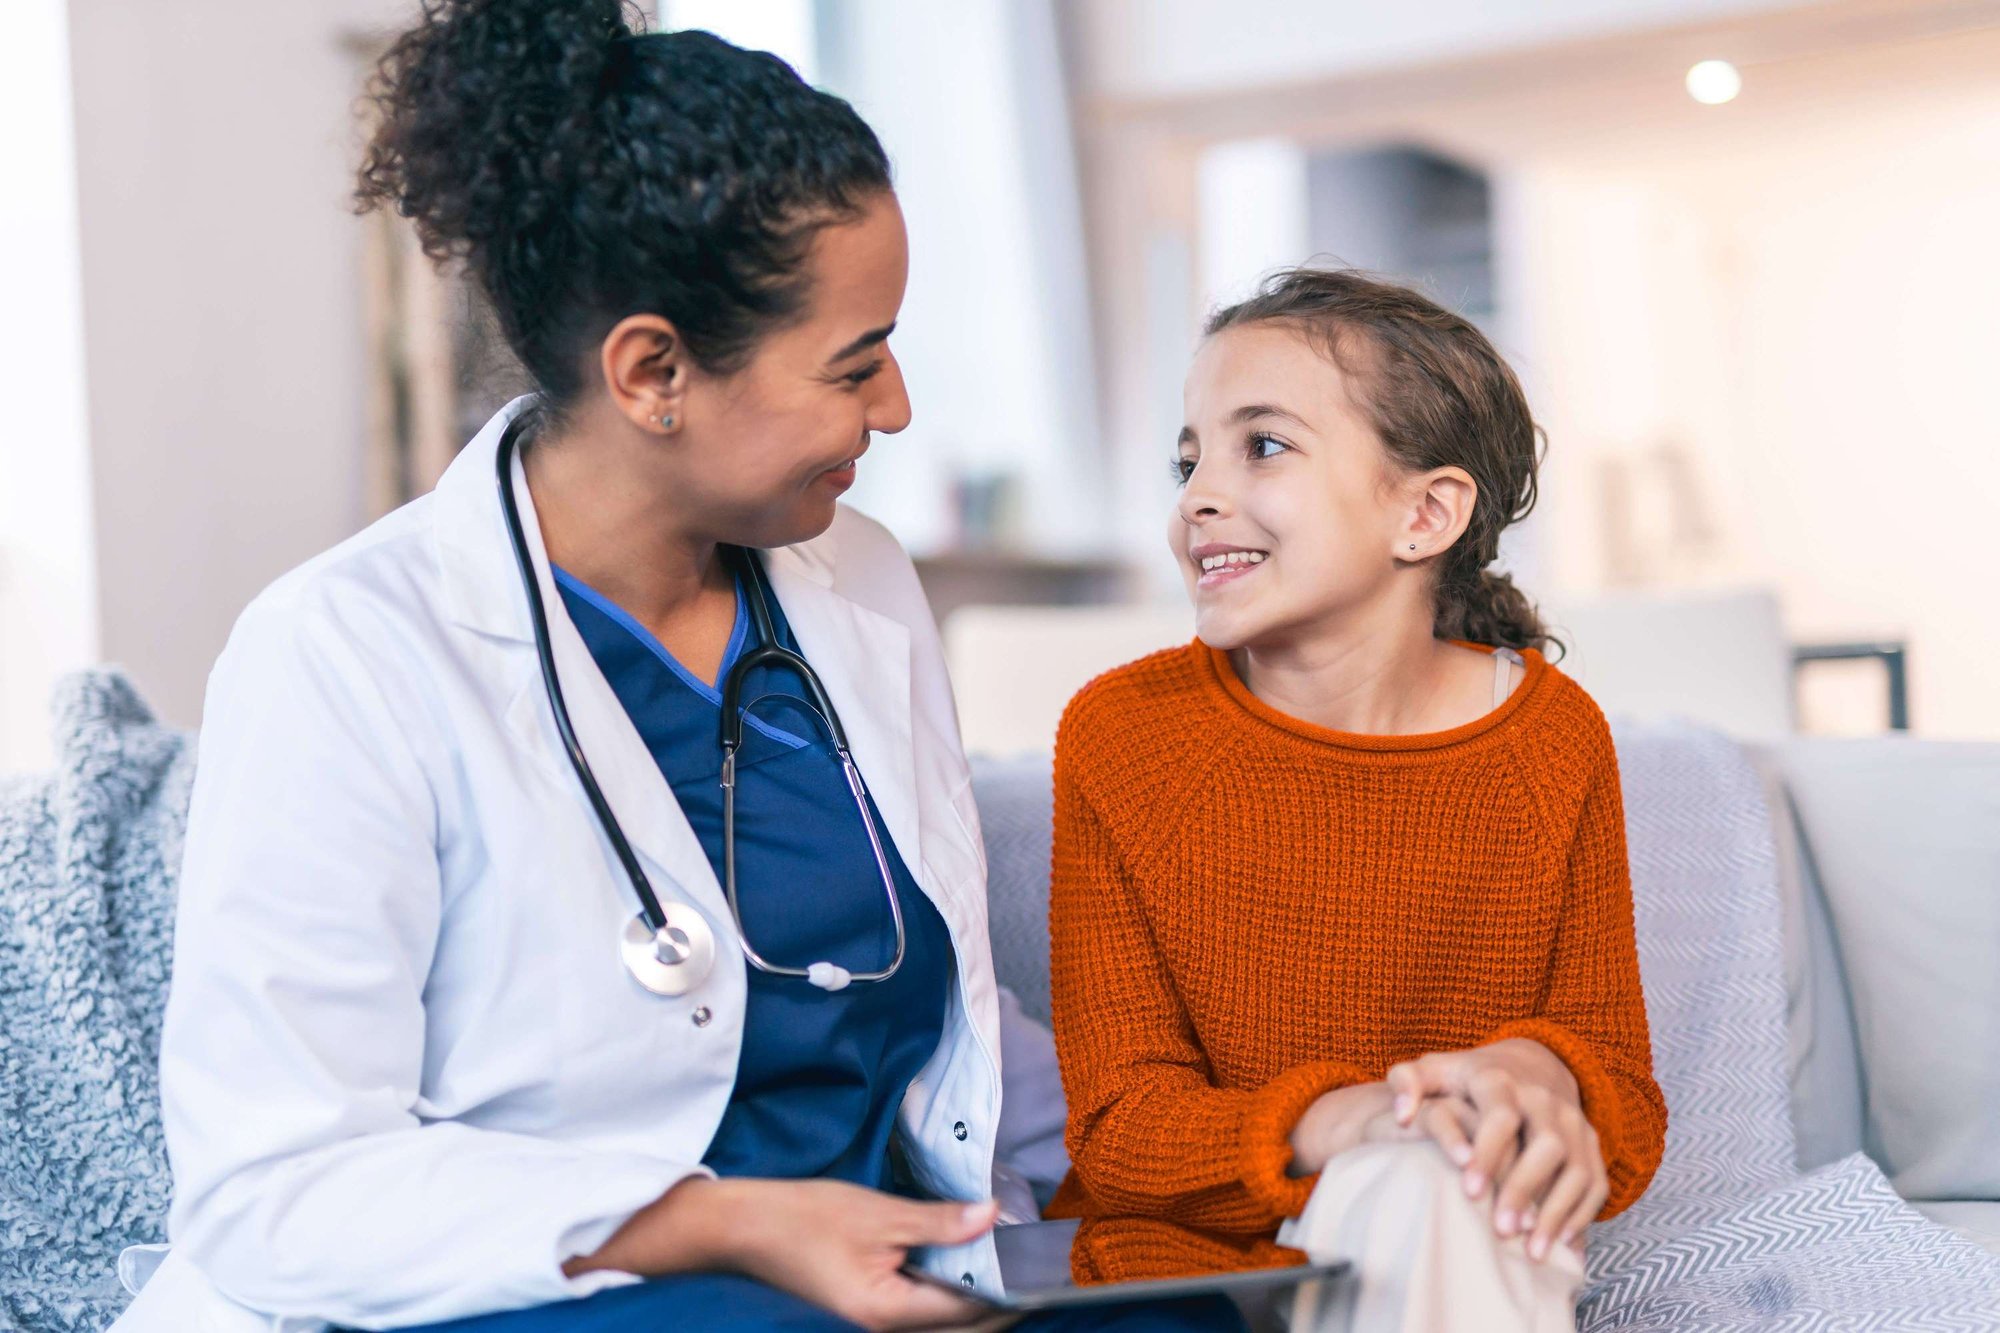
left=1199, top=551, right=1267, bottom=572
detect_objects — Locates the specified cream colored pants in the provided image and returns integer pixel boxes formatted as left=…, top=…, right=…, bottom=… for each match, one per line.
left=1275, top=1142, right=1583, bottom=1333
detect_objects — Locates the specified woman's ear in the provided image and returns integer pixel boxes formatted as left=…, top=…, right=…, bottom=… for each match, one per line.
left=599, top=314, right=690, bottom=434
left=1396, top=467, right=1478, bottom=563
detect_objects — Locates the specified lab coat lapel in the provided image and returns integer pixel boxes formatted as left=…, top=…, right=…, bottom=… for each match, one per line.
left=499, top=607, right=734, bottom=926
left=760, top=549, right=923, bottom=887
left=446, top=415, right=731, bottom=925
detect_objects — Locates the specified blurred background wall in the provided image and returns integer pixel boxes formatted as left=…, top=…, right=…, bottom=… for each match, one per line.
left=5, top=0, right=1996, bottom=769
left=1, top=0, right=99, bottom=774
left=5, top=0, right=410, bottom=771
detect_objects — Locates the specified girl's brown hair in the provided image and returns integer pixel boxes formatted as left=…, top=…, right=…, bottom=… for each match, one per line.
left=1205, top=267, right=1559, bottom=657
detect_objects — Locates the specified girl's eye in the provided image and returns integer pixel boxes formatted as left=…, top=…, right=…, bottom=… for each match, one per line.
left=843, top=361, right=884, bottom=387
left=1249, top=432, right=1289, bottom=461
left=1170, top=455, right=1196, bottom=485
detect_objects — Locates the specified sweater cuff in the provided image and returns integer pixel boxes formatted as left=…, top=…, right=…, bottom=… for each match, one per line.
left=1237, top=1061, right=1371, bottom=1222
left=1483, top=1019, right=1629, bottom=1191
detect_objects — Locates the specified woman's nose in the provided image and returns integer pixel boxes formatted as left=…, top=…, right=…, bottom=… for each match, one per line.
left=868, top=351, right=913, bottom=435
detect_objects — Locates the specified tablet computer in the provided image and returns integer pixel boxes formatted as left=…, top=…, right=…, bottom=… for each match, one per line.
left=905, top=1218, right=1348, bottom=1314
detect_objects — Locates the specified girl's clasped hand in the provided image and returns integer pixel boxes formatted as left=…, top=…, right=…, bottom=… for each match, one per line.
left=1290, top=1039, right=1607, bottom=1263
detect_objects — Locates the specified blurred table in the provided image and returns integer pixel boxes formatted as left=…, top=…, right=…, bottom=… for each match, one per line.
left=913, top=553, right=1137, bottom=629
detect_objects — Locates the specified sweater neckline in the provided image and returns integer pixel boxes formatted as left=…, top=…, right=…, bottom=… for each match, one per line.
left=1199, top=639, right=1550, bottom=755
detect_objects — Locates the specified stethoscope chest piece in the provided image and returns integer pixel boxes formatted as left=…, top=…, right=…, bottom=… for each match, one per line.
left=619, top=904, right=717, bottom=997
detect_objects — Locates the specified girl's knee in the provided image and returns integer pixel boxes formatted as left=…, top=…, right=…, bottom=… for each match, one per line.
left=1289, top=1140, right=1495, bottom=1252
left=1323, top=1140, right=1465, bottom=1202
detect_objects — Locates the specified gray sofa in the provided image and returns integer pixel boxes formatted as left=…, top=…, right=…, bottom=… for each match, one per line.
left=2, top=676, right=1995, bottom=1331
left=971, top=722, right=2000, bottom=1324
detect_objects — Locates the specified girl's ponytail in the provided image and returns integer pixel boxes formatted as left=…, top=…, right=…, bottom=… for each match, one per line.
left=1436, top=568, right=1550, bottom=657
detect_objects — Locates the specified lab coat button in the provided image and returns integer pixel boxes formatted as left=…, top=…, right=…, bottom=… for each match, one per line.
left=691, top=1006, right=712, bottom=1027
left=953, top=1121, right=968, bottom=1141
left=960, top=1273, right=975, bottom=1287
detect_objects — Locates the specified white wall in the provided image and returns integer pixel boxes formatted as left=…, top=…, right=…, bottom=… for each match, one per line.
left=1195, top=139, right=1309, bottom=310
left=0, top=0, right=99, bottom=774
left=821, top=0, right=1103, bottom=555
left=65, top=0, right=409, bottom=730
left=1707, top=98, right=2000, bottom=737
left=1496, top=44, right=2000, bottom=737
left=1073, top=0, right=1817, bottom=100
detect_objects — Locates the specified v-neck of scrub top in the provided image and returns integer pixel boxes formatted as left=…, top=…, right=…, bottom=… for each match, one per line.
left=552, top=563, right=954, bottom=1190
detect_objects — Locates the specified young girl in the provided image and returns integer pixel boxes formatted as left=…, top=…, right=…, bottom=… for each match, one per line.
left=1046, top=269, right=1666, bottom=1325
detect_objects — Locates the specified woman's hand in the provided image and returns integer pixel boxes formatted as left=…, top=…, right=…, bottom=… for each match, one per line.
left=565, top=1175, right=1000, bottom=1330
left=1386, top=1040, right=1606, bottom=1260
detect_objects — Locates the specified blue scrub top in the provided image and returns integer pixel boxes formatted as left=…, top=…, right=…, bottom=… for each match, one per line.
left=554, top=561, right=954, bottom=1190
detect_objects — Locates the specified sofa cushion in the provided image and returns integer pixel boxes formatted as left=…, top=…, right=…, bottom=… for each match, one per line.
left=1770, top=737, right=2000, bottom=1204
left=1913, top=1201, right=2000, bottom=1258
left=1745, top=748, right=1867, bottom=1171
left=975, top=754, right=1058, bottom=1026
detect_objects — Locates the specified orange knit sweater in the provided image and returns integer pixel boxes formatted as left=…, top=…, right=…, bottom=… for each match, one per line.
left=1044, top=640, right=1666, bottom=1283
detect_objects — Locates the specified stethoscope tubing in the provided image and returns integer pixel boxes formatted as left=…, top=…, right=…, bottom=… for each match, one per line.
left=496, top=412, right=905, bottom=989
left=719, top=546, right=908, bottom=985
left=496, top=416, right=674, bottom=936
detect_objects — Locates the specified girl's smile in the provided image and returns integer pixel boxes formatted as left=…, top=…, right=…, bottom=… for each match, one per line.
left=1191, top=543, right=1270, bottom=589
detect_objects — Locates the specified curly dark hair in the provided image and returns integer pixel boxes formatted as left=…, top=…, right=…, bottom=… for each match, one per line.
left=1206, top=268, right=1561, bottom=658
left=355, top=0, right=892, bottom=415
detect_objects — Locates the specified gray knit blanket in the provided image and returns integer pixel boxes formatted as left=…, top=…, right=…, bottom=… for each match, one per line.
left=0, top=673, right=190, bottom=1333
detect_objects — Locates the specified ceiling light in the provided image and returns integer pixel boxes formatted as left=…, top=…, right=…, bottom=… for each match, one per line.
left=1685, top=59, right=1743, bottom=105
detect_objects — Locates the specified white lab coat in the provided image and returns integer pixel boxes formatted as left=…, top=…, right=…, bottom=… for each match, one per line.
left=110, top=397, right=1006, bottom=1332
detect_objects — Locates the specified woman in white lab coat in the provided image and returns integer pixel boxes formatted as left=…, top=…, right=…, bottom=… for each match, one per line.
left=111, top=5, right=1244, bottom=1332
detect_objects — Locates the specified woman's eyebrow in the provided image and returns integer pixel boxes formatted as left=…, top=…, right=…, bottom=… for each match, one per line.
left=825, top=322, right=897, bottom=365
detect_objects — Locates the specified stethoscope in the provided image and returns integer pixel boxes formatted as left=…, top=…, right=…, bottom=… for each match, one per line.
left=495, top=413, right=906, bottom=997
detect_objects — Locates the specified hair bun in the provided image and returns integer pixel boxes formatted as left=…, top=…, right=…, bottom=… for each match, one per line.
left=353, top=7, right=890, bottom=415
left=356, top=0, right=636, bottom=262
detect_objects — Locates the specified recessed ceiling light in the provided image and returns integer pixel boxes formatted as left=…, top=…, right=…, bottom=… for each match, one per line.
left=1686, top=59, right=1743, bottom=105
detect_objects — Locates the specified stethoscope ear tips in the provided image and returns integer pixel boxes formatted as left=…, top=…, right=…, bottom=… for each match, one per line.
left=807, top=961, right=854, bottom=992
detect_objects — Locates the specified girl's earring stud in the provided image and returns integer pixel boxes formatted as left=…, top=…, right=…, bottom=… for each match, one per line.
left=1408, top=544, right=1417, bottom=551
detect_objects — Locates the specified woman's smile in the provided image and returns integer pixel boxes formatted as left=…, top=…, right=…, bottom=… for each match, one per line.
left=816, top=440, right=870, bottom=492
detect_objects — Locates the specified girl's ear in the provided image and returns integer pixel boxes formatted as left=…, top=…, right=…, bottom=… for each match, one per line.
left=1396, top=466, right=1478, bottom=562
